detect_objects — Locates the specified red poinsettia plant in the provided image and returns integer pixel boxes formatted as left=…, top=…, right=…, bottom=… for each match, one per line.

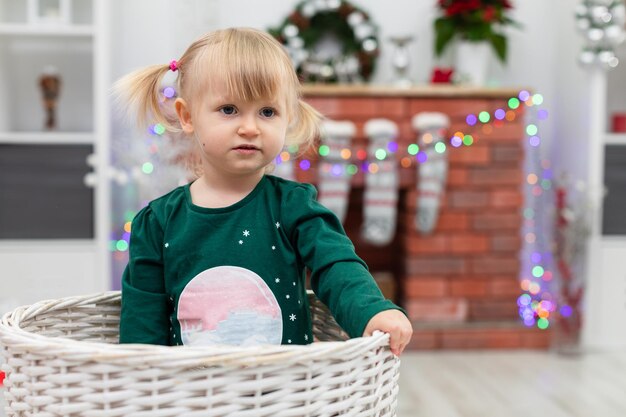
left=434, top=0, right=519, bottom=63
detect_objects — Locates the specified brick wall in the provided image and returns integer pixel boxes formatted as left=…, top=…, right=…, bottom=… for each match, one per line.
left=300, top=86, right=550, bottom=349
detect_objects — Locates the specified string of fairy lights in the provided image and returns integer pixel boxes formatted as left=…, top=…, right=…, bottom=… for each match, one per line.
left=270, top=93, right=543, bottom=176
left=518, top=100, right=554, bottom=330
left=111, top=88, right=556, bottom=331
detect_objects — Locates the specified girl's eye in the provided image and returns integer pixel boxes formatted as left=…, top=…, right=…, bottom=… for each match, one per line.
left=260, top=108, right=276, bottom=118
left=220, top=105, right=237, bottom=115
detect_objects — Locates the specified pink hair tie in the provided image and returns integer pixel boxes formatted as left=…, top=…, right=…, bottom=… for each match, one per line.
left=169, top=60, right=179, bottom=72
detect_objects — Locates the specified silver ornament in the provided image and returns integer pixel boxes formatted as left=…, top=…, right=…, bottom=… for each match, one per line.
left=590, top=6, right=610, bottom=25
left=320, top=64, right=334, bottom=79
left=362, top=38, right=378, bottom=52
left=576, top=0, right=623, bottom=69
left=611, top=4, right=626, bottom=26
left=587, top=27, right=605, bottom=43
left=347, top=12, right=364, bottom=27
left=604, top=24, right=626, bottom=46
left=298, top=50, right=310, bottom=62
left=301, top=3, right=316, bottom=18
left=327, top=0, right=341, bottom=10
left=314, top=0, right=328, bottom=11
left=354, top=24, right=374, bottom=40
left=288, top=37, right=305, bottom=49
left=283, top=24, right=299, bottom=38
left=598, top=49, right=619, bottom=69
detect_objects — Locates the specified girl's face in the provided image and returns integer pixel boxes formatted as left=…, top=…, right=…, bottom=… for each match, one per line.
left=176, top=78, right=289, bottom=180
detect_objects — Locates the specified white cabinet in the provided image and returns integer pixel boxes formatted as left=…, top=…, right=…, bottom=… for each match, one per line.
left=582, top=38, right=626, bottom=348
left=585, top=134, right=626, bottom=349
left=591, top=238, right=626, bottom=348
left=0, top=0, right=110, bottom=308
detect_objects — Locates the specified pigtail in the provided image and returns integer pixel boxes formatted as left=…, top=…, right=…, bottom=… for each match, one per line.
left=113, top=64, right=180, bottom=133
left=287, top=99, right=323, bottom=154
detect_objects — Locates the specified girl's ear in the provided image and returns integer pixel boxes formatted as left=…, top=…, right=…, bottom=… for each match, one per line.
left=175, top=98, right=194, bottom=134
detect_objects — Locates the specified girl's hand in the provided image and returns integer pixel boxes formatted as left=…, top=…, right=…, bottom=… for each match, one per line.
left=363, top=310, right=413, bottom=356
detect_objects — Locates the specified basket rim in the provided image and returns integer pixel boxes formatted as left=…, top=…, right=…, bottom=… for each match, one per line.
left=0, top=291, right=392, bottom=368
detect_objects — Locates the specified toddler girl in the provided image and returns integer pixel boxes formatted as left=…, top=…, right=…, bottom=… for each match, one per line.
left=116, top=27, right=412, bottom=355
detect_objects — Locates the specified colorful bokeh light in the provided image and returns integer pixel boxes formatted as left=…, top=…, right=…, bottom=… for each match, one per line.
left=299, top=159, right=311, bottom=170
left=508, top=97, right=520, bottom=109
left=142, top=162, right=154, bottom=174
left=479, top=111, right=491, bottom=123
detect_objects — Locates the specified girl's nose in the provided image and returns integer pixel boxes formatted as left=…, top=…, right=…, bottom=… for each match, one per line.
left=237, top=114, right=260, bottom=137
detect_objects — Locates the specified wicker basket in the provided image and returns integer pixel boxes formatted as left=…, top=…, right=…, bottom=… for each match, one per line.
left=0, top=291, right=399, bottom=416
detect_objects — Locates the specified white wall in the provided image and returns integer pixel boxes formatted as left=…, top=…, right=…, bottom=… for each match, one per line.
left=109, top=0, right=219, bottom=81
left=549, top=0, right=594, bottom=183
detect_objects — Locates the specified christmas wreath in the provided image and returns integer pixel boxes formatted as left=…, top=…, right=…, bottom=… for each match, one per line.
left=269, top=0, right=379, bottom=83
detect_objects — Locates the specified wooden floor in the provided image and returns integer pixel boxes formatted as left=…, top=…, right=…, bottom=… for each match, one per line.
left=397, top=350, right=626, bottom=417
left=2, top=350, right=626, bottom=416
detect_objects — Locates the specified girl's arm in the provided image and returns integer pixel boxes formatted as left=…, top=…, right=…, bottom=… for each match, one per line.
left=283, top=183, right=408, bottom=340
left=119, top=206, right=170, bottom=345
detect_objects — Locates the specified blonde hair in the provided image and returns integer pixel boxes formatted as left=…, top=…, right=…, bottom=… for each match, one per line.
left=114, top=27, right=321, bottom=172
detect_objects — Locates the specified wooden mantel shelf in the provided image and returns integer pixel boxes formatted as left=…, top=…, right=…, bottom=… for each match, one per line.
left=301, top=83, right=524, bottom=99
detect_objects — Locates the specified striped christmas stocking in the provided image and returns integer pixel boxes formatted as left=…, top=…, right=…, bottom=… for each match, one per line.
left=411, top=112, right=450, bottom=234
left=317, top=120, right=356, bottom=224
left=361, top=118, right=399, bottom=246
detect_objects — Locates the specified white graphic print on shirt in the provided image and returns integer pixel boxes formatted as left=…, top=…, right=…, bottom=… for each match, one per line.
left=177, top=266, right=282, bottom=346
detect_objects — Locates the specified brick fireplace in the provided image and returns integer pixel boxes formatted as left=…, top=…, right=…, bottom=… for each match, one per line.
left=299, top=85, right=550, bottom=349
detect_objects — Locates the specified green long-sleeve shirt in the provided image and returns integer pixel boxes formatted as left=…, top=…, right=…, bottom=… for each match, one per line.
left=119, top=175, right=400, bottom=346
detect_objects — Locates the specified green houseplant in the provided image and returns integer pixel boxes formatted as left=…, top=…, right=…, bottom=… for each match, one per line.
left=434, top=0, right=518, bottom=63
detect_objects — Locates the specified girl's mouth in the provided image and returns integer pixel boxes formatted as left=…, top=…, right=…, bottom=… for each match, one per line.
left=233, top=145, right=260, bottom=154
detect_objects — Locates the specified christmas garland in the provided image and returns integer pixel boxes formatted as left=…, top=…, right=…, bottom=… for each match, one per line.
left=269, top=0, right=379, bottom=82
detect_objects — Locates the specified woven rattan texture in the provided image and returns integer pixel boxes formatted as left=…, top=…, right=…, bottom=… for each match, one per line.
left=0, top=291, right=399, bottom=416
